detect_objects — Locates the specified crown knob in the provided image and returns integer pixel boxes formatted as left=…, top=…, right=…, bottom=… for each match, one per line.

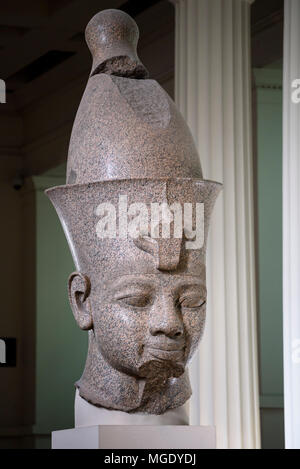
left=85, top=9, right=148, bottom=78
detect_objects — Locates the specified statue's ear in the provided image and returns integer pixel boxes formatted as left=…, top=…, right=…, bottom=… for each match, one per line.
left=68, top=272, right=93, bottom=330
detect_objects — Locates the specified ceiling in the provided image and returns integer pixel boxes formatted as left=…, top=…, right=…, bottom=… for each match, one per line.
left=251, top=0, right=283, bottom=68
left=0, top=0, right=283, bottom=111
left=0, top=0, right=170, bottom=111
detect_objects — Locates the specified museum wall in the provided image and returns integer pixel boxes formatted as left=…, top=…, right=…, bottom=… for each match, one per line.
left=0, top=175, right=23, bottom=445
left=33, top=168, right=86, bottom=447
left=0, top=111, right=35, bottom=447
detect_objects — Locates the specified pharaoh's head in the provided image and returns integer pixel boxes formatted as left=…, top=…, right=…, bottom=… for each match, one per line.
left=46, top=9, right=221, bottom=415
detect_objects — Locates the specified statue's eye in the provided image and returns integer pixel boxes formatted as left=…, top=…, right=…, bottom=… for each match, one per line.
left=179, top=296, right=206, bottom=309
left=117, top=295, right=151, bottom=307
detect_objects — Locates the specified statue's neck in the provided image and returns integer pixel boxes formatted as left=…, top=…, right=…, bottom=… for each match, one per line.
left=76, top=332, right=192, bottom=415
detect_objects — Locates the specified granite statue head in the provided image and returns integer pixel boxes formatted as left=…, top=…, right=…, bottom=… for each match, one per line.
left=46, top=9, right=221, bottom=415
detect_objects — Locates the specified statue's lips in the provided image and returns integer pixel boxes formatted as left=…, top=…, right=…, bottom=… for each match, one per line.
left=145, top=345, right=185, bottom=361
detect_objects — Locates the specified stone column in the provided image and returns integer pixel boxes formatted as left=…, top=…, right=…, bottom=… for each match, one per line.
left=172, top=0, right=260, bottom=448
left=283, top=0, right=300, bottom=450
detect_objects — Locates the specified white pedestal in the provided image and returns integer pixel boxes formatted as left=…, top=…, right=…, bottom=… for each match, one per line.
left=52, top=425, right=216, bottom=449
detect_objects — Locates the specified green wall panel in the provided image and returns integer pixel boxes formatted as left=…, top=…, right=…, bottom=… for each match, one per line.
left=254, top=68, right=284, bottom=448
left=34, top=172, right=87, bottom=434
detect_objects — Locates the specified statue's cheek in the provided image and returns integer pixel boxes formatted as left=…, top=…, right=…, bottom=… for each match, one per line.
left=183, top=308, right=207, bottom=356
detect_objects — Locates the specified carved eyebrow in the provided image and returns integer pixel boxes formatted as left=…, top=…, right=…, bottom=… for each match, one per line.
left=173, top=282, right=207, bottom=297
left=107, top=274, right=206, bottom=294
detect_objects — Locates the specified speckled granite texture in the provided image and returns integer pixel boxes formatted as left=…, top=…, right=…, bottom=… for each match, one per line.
left=46, top=9, right=221, bottom=415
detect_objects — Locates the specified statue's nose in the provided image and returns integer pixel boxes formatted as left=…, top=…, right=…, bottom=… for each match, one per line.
left=149, top=297, right=184, bottom=339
